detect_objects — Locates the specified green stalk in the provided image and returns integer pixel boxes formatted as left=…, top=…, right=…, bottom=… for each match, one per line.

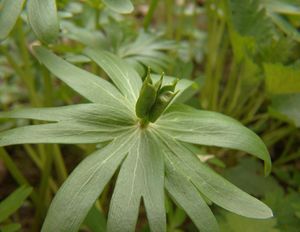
left=175, top=3, right=184, bottom=41
left=42, top=67, right=68, bottom=183
left=0, top=148, right=39, bottom=205
left=24, top=145, right=58, bottom=192
left=165, top=0, right=173, bottom=38
left=53, top=145, right=68, bottom=183
left=143, top=0, right=159, bottom=31
left=36, top=145, right=54, bottom=220
left=15, top=20, right=40, bottom=107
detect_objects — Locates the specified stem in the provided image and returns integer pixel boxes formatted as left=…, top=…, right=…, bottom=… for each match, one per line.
left=0, top=148, right=39, bottom=206
left=165, top=0, right=173, bottom=38
left=15, top=20, right=40, bottom=107
left=36, top=145, right=54, bottom=220
left=144, top=0, right=159, bottom=31
left=23, top=145, right=58, bottom=192
left=53, top=145, right=68, bottom=183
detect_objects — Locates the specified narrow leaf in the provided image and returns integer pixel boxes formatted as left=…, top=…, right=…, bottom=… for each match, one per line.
left=0, top=0, right=25, bottom=40
left=85, top=49, right=142, bottom=104
left=0, top=103, right=135, bottom=125
left=0, top=122, right=132, bottom=146
left=107, top=130, right=166, bottom=232
left=42, top=131, right=138, bottom=232
left=33, top=46, right=129, bottom=109
left=157, top=104, right=271, bottom=175
left=165, top=157, right=219, bottom=232
left=159, top=133, right=273, bottom=219
left=102, top=0, right=134, bottom=14
left=142, top=131, right=166, bottom=232
left=27, top=0, right=59, bottom=43
left=0, top=185, right=32, bottom=222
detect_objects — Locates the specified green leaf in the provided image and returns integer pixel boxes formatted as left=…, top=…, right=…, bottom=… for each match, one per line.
left=165, top=157, right=219, bottom=232
left=265, top=190, right=300, bottom=232
left=218, top=210, right=279, bottom=232
left=270, top=93, right=300, bottom=127
left=263, top=0, right=300, bottom=15
left=268, top=13, right=300, bottom=42
left=157, top=104, right=272, bottom=175
left=0, top=0, right=25, bottom=41
left=33, top=46, right=129, bottom=109
left=107, top=130, right=166, bottom=232
left=0, top=185, right=32, bottom=222
left=118, top=32, right=175, bottom=73
left=227, top=0, right=275, bottom=54
left=0, top=103, right=135, bottom=125
left=85, top=49, right=142, bottom=104
left=264, top=63, right=300, bottom=94
left=223, top=158, right=281, bottom=197
left=0, top=121, right=132, bottom=146
left=41, top=131, right=138, bottom=232
left=83, top=205, right=106, bottom=232
left=27, top=0, right=59, bottom=43
left=102, top=0, right=134, bottom=14
left=158, top=132, right=273, bottom=219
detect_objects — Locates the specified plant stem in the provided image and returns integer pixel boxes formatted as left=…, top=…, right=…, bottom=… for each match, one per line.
left=0, top=147, right=39, bottom=205
left=15, top=20, right=40, bottom=107
left=144, top=0, right=159, bottom=31
left=165, top=0, right=173, bottom=38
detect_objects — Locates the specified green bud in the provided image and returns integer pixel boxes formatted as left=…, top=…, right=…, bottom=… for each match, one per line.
left=158, top=78, right=178, bottom=95
left=135, top=69, right=157, bottom=119
left=154, top=72, right=164, bottom=91
left=148, top=90, right=179, bottom=122
left=136, top=68, right=179, bottom=125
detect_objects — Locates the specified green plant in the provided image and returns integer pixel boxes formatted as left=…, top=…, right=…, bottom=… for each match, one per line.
left=0, top=45, right=273, bottom=231
left=0, top=185, right=32, bottom=232
left=0, top=0, right=134, bottom=42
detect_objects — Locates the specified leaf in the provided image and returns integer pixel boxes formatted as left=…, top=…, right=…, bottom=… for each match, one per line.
left=228, top=0, right=274, bottom=45
left=0, top=103, right=135, bottom=125
left=270, top=93, right=300, bottom=127
left=263, top=0, right=300, bottom=15
left=118, top=32, right=175, bottom=73
left=0, top=185, right=32, bottom=222
left=102, top=0, right=134, bottom=14
left=165, top=157, right=219, bottom=232
left=0, top=121, right=132, bottom=146
left=157, top=104, right=272, bottom=175
left=264, top=63, right=300, bottom=94
left=33, top=46, right=129, bottom=109
left=27, top=0, right=59, bottom=43
left=217, top=210, right=279, bottom=232
left=223, top=158, right=281, bottom=197
left=157, top=132, right=273, bottom=219
left=107, top=130, right=166, bottom=232
left=265, top=190, right=300, bottom=232
left=268, top=13, right=300, bottom=42
left=83, top=205, right=106, bottom=232
left=0, top=0, right=25, bottom=41
left=85, top=49, right=142, bottom=104
left=41, top=130, right=138, bottom=232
